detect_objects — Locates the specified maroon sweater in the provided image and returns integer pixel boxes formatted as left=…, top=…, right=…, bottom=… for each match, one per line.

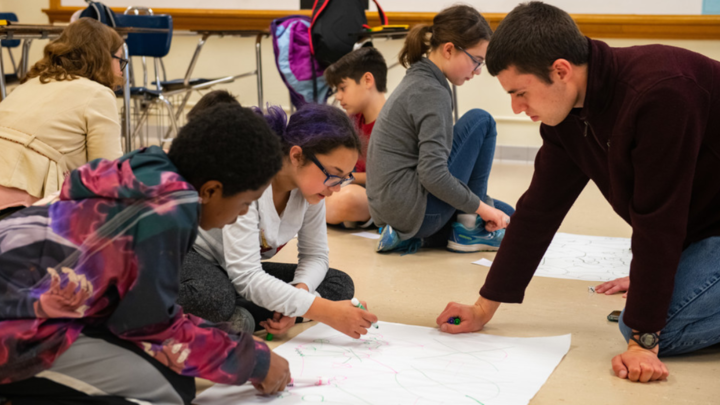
left=481, top=39, right=720, bottom=333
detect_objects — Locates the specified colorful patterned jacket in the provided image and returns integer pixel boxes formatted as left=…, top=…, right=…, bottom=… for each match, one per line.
left=0, top=146, right=270, bottom=385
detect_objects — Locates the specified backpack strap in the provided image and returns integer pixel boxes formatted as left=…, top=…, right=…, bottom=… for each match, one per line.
left=371, top=0, right=389, bottom=25
left=90, top=3, right=102, bottom=20
left=86, top=2, right=117, bottom=27
left=308, top=0, right=329, bottom=56
left=106, top=6, right=116, bottom=28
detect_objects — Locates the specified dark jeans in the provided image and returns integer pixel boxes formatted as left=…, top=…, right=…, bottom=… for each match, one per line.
left=414, top=109, right=515, bottom=243
left=619, top=236, right=720, bottom=356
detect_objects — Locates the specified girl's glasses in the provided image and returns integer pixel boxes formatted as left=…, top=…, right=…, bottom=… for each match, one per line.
left=112, top=54, right=129, bottom=71
left=456, top=46, right=485, bottom=73
left=308, top=154, right=355, bottom=188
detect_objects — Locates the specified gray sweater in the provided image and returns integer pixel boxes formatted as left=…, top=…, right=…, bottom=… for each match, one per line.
left=366, top=58, right=481, bottom=239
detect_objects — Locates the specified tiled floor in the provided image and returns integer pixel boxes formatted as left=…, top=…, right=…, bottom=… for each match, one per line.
left=196, top=162, right=719, bottom=404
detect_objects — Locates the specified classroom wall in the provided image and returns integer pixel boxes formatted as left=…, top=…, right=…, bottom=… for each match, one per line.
left=4, top=0, right=720, bottom=148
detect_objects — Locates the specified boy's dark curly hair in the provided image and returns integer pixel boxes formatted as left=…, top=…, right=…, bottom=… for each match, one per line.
left=168, top=104, right=283, bottom=196
left=186, top=90, right=240, bottom=121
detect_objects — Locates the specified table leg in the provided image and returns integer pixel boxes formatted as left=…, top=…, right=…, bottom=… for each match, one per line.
left=0, top=48, right=7, bottom=101
left=255, top=33, right=264, bottom=108
left=122, top=43, right=132, bottom=153
left=20, top=39, right=32, bottom=79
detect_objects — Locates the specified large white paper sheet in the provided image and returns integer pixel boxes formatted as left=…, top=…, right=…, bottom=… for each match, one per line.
left=352, top=232, right=381, bottom=240
left=533, top=233, right=632, bottom=282
left=473, top=258, right=494, bottom=267
left=195, top=322, right=571, bottom=405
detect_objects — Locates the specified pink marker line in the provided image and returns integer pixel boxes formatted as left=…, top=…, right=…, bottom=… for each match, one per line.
left=370, top=358, right=399, bottom=374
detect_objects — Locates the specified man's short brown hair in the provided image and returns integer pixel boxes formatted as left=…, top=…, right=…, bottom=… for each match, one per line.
left=486, top=2, right=589, bottom=83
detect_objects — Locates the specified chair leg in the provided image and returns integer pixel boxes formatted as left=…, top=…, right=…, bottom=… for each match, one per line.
left=121, top=43, right=133, bottom=152
left=20, top=39, right=33, bottom=79
left=131, top=105, right=151, bottom=147
left=158, top=95, right=179, bottom=146
left=255, top=32, right=264, bottom=108
left=0, top=49, right=6, bottom=101
left=162, top=88, right=192, bottom=140
left=7, top=48, right=17, bottom=73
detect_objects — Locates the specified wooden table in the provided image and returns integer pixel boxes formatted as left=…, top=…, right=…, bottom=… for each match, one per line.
left=168, top=29, right=270, bottom=119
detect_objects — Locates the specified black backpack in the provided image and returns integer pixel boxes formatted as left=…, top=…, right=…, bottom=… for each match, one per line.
left=309, top=0, right=388, bottom=67
left=79, top=1, right=117, bottom=27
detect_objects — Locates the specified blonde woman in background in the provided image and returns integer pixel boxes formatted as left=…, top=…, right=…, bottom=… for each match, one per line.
left=0, top=18, right=125, bottom=219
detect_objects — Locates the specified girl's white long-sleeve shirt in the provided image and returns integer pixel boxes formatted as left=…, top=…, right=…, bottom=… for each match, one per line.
left=193, top=184, right=329, bottom=317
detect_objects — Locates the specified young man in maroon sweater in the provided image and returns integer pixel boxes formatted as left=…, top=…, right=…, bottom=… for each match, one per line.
left=436, top=1, right=720, bottom=383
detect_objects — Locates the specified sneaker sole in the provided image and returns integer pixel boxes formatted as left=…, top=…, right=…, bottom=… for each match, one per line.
left=376, top=226, right=394, bottom=252
left=446, top=240, right=500, bottom=253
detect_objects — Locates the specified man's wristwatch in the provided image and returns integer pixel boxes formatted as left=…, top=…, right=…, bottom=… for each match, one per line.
left=630, top=332, right=660, bottom=350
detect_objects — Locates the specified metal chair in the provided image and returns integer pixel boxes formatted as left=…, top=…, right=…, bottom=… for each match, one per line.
left=117, top=6, right=242, bottom=146
left=112, top=12, right=177, bottom=147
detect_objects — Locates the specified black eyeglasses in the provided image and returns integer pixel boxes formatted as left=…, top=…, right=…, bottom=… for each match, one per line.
left=456, top=46, right=485, bottom=73
left=307, top=154, right=354, bottom=188
left=112, top=54, right=129, bottom=71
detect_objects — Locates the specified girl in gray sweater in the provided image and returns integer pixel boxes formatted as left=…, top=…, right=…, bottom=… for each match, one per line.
left=367, top=5, right=514, bottom=253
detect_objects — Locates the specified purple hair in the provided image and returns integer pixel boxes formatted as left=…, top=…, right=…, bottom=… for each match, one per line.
left=252, top=104, right=361, bottom=158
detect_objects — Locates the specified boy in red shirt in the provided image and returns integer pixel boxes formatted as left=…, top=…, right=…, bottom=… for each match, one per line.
left=324, top=47, right=387, bottom=228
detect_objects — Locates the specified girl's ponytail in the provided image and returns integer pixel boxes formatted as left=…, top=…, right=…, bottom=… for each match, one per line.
left=398, top=24, right=432, bottom=68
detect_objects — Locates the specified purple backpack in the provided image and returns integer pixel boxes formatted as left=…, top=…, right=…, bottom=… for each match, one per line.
left=271, top=15, right=330, bottom=109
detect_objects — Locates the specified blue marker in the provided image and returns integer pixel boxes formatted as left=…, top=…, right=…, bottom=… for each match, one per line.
left=351, top=297, right=379, bottom=329
left=447, top=317, right=460, bottom=325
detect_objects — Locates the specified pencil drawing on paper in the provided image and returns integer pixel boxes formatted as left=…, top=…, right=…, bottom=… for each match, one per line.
left=534, top=233, right=632, bottom=282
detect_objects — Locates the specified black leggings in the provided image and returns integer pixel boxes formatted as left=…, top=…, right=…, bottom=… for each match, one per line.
left=178, top=251, right=355, bottom=331
left=0, top=206, right=24, bottom=221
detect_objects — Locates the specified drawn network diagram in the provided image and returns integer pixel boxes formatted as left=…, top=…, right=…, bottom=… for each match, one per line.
left=195, top=323, right=571, bottom=405
left=534, top=233, right=632, bottom=282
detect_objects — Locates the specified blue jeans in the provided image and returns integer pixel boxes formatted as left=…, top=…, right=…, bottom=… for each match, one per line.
left=414, top=109, right=515, bottom=240
left=619, top=236, right=720, bottom=356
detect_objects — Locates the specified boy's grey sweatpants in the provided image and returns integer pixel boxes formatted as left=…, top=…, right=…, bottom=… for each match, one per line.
left=0, top=332, right=195, bottom=405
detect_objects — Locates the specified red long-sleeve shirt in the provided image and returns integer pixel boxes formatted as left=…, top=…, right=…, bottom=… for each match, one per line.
left=481, top=39, right=720, bottom=333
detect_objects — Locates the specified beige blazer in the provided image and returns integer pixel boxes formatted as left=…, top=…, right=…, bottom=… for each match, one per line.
left=0, top=76, right=123, bottom=198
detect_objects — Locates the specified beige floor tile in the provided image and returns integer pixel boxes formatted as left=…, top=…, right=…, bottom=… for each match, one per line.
left=196, top=162, right=719, bottom=405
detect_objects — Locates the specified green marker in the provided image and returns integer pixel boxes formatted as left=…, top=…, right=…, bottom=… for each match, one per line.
left=266, top=333, right=274, bottom=341
left=351, top=297, right=379, bottom=329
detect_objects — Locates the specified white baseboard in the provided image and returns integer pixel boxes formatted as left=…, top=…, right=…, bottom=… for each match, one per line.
left=494, top=145, right=539, bottom=163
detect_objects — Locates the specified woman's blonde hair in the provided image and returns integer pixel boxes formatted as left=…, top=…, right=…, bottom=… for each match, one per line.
left=398, top=5, right=492, bottom=68
left=23, top=18, right=124, bottom=89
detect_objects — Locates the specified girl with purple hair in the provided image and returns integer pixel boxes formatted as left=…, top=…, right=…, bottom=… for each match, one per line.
left=178, top=103, right=378, bottom=339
